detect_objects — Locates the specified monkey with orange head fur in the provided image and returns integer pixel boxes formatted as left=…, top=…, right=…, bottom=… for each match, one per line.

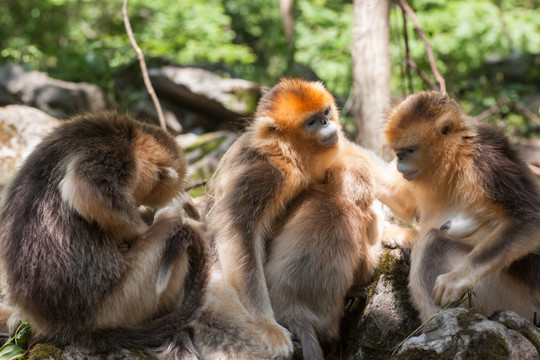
left=385, top=91, right=540, bottom=322
left=195, top=78, right=416, bottom=360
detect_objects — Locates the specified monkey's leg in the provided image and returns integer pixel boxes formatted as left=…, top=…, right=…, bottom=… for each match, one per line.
left=93, top=205, right=193, bottom=329
left=409, top=229, right=470, bottom=322
left=433, top=221, right=540, bottom=307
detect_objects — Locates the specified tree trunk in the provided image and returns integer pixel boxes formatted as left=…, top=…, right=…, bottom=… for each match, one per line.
left=352, top=0, right=391, bottom=153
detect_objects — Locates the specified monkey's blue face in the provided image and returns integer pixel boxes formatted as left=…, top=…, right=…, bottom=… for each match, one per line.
left=395, top=146, right=420, bottom=181
left=303, top=106, right=339, bottom=147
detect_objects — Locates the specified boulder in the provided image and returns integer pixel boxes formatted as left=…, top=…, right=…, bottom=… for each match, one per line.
left=394, top=308, right=540, bottom=360
left=0, top=64, right=109, bottom=119
left=115, top=63, right=261, bottom=133
left=0, top=105, right=60, bottom=186
left=149, top=66, right=261, bottom=123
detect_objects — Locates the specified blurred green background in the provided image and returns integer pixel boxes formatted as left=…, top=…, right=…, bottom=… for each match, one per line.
left=1, top=0, right=539, bottom=136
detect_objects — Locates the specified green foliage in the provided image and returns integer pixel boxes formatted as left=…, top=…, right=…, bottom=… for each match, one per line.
left=0, top=0, right=539, bottom=135
left=390, top=0, right=540, bottom=136
left=0, top=321, right=32, bottom=360
left=295, top=0, right=353, bottom=96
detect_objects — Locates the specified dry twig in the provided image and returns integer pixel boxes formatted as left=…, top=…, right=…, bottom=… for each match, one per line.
left=397, top=0, right=446, bottom=93
left=475, top=98, right=540, bottom=127
left=122, top=0, right=167, bottom=130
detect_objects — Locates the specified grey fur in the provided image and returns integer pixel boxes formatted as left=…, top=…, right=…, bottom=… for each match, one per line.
left=0, top=112, right=209, bottom=355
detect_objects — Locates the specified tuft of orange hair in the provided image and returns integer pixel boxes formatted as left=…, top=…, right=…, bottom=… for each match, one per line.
left=256, top=79, right=337, bottom=132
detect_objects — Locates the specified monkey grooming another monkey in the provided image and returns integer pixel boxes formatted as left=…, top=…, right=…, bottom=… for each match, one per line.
left=385, top=91, right=540, bottom=322
left=202, top=78, right=415, bottom=359
left=0, top=112, right=208, bottom=357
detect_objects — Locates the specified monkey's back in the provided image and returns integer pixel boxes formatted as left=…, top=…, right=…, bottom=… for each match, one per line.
left=0, top=116, right=134, bottom=333
left=473, top=124, right=540, bottom=218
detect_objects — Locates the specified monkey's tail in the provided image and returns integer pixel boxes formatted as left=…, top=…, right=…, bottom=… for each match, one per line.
left=74, top=224, right=210, bottom=356
left=288, top=321, right=324, bottom=360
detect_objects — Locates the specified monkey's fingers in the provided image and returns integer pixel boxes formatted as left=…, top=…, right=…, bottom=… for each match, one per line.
left=433, top=271, right=471, bottom=307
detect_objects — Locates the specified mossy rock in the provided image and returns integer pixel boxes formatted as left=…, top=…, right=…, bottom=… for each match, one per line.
left=342, top=249, right=421, bottom=360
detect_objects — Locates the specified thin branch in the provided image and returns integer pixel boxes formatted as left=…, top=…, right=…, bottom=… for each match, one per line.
left=397, top=0, right=446, bottom=93
left=509, top=100, right=540, bottom=127
left=475, top=99, right=504, bottom=122
left=184, top=179, right=208, bottom=192
left=474, top=97, right=540, bottom=127
left=406, top=56, right=438, bottom=91
left=400, top=6, right=413, bottom=94
left=122, top=0, right=167, bottom=130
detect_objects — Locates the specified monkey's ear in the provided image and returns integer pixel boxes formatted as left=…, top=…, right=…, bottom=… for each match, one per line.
left=440, top=121, right=453, bottom=135
left=258, top=116, right=278, bottom=133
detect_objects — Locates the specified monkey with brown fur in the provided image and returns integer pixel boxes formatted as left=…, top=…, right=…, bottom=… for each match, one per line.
left=265, top=141, right=385, bottom=360
left=0, top=112, right=209, bottom=357
left=384, top=91, right=540, bottom=322
left=200, top=78, right=415, bottom=359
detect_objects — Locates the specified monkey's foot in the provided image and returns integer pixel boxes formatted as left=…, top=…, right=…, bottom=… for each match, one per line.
left=259, top=320, right=293, bottom=359
left=433, top=269, right=473, bottom=307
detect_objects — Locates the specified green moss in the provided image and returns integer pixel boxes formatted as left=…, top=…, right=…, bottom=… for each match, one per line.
left=342, top=250, right=422, bottom=359
left=456, top=311, right=482, bottom=327
left=462, top=331, right=509, bottom=360
left=27, top=343, right=64, bottom=360
left=496, top=315, right=540, bottom=354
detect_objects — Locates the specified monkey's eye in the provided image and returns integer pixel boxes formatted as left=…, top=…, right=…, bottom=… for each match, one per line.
left=304, top=115, right=318, bottom=127
left=324, top=107, right=331, bottom=118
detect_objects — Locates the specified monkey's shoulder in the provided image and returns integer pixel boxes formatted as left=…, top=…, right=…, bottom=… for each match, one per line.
left=473, top=124, right=540, bottom=215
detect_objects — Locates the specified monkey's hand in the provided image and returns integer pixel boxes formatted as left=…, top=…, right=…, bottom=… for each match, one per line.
left=433, top=268, right=474, bottom=307
left=382, top=223, right=418, bottom=250
left=259, top=319, right=293, bottom=359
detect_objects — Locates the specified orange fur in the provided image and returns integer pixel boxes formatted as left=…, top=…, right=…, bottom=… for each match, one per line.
left=200, top=79, right=417, bottom=359
left=385, top=91, right=540, bottom=322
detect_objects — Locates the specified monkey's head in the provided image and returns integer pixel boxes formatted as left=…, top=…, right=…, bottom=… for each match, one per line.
left=132, top=123, right=187, bottom=208
left=253, top=78, right=342, bottom=152
left=384, top=91, right=475, bottom=182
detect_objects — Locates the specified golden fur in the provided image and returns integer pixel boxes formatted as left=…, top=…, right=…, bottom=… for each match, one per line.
left=385, top=91, right=540, bottom=322
left=196, top=78, right=416, bottom=359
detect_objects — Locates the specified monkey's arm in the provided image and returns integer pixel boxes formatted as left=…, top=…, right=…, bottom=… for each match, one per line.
left=433, top=219, right=540, bottom=306
left=209, top=159, right=293, bottom=354
left=372, top=160, right=417, bottom=222
left=348, top=146, right=417, bottom=222
left=59, top=156, right=147, bottom=240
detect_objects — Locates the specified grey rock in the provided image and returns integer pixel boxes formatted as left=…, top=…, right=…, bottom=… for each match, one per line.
left=149, top=66, right=260, bottom=125
left=394, top=308, right=540, bottom=360
left=0, top=105, right=59, bottom=185
left=0, top=64, right=109, bottom=119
